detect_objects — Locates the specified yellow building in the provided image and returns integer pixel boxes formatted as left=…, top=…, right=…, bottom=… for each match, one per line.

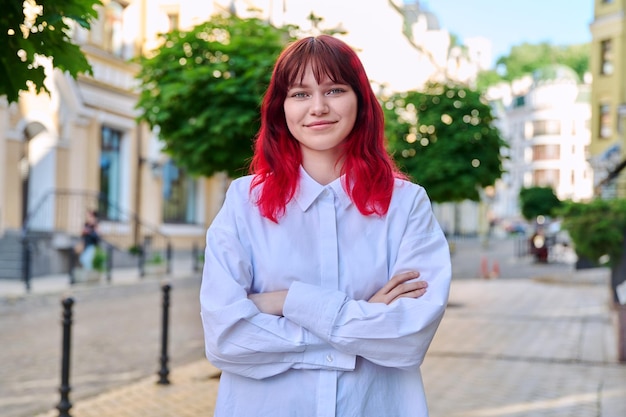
left=0, top=0, right=232, bottom=280
left=589, top=0, right=626, bottom=196
left=0, top=0, right=470, bottom=281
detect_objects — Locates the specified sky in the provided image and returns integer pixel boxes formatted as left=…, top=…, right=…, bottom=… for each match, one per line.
left=420, top=0, right=594, bottom=66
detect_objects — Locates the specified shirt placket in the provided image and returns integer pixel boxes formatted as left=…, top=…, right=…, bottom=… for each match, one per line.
left=317, top=187, right=339, bottom=417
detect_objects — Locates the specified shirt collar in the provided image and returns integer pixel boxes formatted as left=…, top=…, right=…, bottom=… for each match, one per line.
left=295, top=166, right=353, bottom=212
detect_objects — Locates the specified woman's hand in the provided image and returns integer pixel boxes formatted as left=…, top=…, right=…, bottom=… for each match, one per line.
left=368, top=271, right=427, bottom=305
left=248, top=290, right=288, bottom=316
left=249, top=271, right=426, bottom=314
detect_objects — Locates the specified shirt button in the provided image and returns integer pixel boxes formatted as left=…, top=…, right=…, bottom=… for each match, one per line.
left=326, top=354, right=334, bottom=363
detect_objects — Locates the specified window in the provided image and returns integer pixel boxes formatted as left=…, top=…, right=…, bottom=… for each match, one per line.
left=599, top=103, right=612, bottom=138
left=167, top=12, right=179, bottom=31
left=533, top=169, right=559, bottom=188
left=532, top=120, right=561, bottom=136
left=104, top=1, right=125, bottom=56
left=100, top=126, right=123, bottom=220
left=162, top=160, right=197, bottom=224
left=88, top=0, right=126, bottom=57
left=524, top=121, right=533, bottom=139
left=600, top=39, right=614, bottom=75
left=532, top=144, right=560, bottom=161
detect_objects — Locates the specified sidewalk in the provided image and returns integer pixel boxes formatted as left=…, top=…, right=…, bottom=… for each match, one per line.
left=0, top=255, right=199, bottom=301
left=32, top=360, right=222, bottom=417
left=8, top=240, right=626, bottom=417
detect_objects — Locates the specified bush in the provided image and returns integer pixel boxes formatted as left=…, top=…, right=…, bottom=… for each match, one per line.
left=519, top=186, right=561, bottom=221
left=92, top=246, right=107, bottom=272
left=558, top=198, right=626, bottom=266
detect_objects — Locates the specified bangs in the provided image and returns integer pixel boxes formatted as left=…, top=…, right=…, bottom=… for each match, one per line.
left=279, top=37, right=352, bottom=90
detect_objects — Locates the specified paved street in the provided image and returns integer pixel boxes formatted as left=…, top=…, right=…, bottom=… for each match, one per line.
left=0, top=272, right=205, bottom=417
left=1, top=236, right=626, bottom=417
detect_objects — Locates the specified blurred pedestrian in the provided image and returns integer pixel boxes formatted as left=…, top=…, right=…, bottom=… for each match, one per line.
left=200, top=35, right=451, bottom=417
left=78, top=209, right=99, bottom=270
left=530, top=226, right=548, bottom=263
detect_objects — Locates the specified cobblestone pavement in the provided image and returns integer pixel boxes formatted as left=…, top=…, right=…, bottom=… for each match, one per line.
left=3, top=237, right=626, bottom=417
left=0, top=265, right=205, bottom=417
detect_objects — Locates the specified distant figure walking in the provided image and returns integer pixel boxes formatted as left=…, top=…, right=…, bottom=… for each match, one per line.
left=78, top=209, right=99, bottom=270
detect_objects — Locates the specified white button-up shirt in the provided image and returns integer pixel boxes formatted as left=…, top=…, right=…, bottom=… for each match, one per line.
left=200, top=167, right=451, bottom=417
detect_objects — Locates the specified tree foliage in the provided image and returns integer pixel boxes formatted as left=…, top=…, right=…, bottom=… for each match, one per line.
left=475, top=42, right=590, bottom=91
left=518, top=186, right=561, bottom=221
left=0, top=0, right=101, bottom=104
left=496, top=42, right=590, bottom=82
left=558, top=198, right=626, bottom=265
left=475, top=69, right=503, bottom=92
left=135, top=15, right=295, bottom=178
left=383, top=83, right=507, bottom=203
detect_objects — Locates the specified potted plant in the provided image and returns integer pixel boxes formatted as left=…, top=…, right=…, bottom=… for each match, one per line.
left=92, top=246, right=107, bottom=272
left=75, top=245, right=106, bottom=283
left=558, top=198, right=626, bottom=361
left=145, top=252, right=167, bottom=276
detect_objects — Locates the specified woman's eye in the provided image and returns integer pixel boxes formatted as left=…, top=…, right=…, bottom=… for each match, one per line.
left=327, top=88, right=345, bottom=95
left=291, top=91, right=308, bottom=98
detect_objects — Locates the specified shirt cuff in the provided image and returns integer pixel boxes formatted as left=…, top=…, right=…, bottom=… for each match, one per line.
left=283, top=281, right=344, bottom=337
left=284, top=281, right=356, bottom=370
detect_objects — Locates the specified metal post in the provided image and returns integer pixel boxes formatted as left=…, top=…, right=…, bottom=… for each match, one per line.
left=69, top=247, right=76, bottom=285
left=57, top=297, right=74, bottom=417
left=21, top=238, right=31, bottom=292
left=192, top=242, right=200, bottom=273
left=157, top=283, right=171, bottom=385
left=106, top=244, right=113, bottom=283
left=139, top=243, right=145, bottom=278
left=166, top=242, right=172, bottom=275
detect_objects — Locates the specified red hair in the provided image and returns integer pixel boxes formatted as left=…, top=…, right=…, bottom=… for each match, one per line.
left=250, top=35, right=405, bottom=222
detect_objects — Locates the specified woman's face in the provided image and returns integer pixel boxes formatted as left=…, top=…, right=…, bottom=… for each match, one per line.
left=283, top=64, right=357, bottom=162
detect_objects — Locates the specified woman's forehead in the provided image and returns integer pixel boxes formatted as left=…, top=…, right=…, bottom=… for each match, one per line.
left=288, top=59, right=344, bottom=86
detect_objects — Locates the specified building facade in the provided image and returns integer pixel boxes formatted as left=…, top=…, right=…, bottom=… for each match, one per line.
left=589, top=0, right=626, bottom=196
left=0, top=0, right=234, bottom=279
left=2, top=0, right=471, bottom=278
left=485, top=65, right=594, bottom=224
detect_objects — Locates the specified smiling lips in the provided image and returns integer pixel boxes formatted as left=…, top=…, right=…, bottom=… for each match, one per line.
left=305, top=120, right=336, bottom=128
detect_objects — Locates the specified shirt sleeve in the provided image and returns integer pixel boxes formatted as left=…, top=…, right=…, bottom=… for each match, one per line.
left=200, top=185, right=356, bottom=380
left=283, top=185, right=451, bottom=370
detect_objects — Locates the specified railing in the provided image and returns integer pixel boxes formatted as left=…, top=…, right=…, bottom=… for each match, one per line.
left=20, top=189, right=180, bottom=291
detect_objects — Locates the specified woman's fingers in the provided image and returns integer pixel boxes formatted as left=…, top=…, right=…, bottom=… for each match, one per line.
left=368, top=271, right=426, bottom=304
left=386, top=280, right=428, bottom=304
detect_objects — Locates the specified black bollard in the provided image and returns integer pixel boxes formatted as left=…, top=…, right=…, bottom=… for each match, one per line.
left=139, top=244, right=146, bottom=278
left=22, top=239, right=32, bottom=293
left=57, top=297, right=74, bottom=417
left=157, top=283, right=171, bottom=385
left=192, top=242, right=200, bottom=273
left=166, top=242, right=172, bottom=275
left=106, top=244, right=113, bottom=283
left=68, top=248, right=76, bottom=285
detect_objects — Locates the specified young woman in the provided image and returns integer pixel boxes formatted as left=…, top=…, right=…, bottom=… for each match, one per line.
left=200, top=35, right=451, bottom=417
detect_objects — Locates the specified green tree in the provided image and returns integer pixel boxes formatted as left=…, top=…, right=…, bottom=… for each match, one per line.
left=135, top=15, right=295, bottom=178
left=496, top=42, right=590, bottom=81
left=383, top=83, right=507, bottom=203
left=0, top=0, right=101, bottom=104
left=476, top=42, right=590, bottom=91
left=518, top=186, right=561, bottom=221
left=558, top=198, right=626, bottom=304
left=475, top=69, right=504, bottom=92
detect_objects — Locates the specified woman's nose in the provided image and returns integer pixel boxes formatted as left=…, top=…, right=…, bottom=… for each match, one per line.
left=310, top=94, right=329, bottom=115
